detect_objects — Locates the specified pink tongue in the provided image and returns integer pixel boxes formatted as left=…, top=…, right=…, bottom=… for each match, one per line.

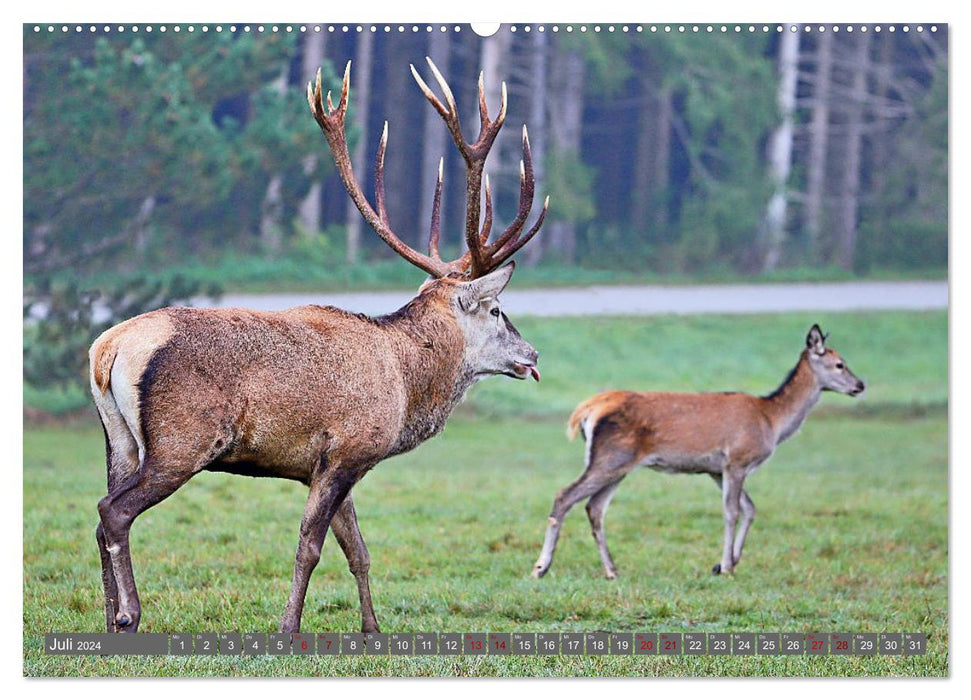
left=530, top=366, right=541, bottom=382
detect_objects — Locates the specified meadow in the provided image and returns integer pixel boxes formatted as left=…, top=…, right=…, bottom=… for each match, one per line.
left=22, top=311, right=948, bottom=677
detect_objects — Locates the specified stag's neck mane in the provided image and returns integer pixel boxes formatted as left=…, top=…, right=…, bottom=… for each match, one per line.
left=760, top=350, right=822, bottom=445
left=371, top=290, right=473, bottom=455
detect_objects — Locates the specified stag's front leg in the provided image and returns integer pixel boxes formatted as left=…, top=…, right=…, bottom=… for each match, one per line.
left=280, top=468, right=358, bottom=634
left=712, top=472, right=744, bottom=576
left=330, top=493, right=379, bottom=633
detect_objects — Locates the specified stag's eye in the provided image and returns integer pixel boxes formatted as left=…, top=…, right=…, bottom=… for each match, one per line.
left=836, top=362, right=844, bottom=370
left=490, top=307, right=501, bottom=318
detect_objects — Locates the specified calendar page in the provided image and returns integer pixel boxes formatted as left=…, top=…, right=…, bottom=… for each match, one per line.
left=22, top=20, right=948, bottom=679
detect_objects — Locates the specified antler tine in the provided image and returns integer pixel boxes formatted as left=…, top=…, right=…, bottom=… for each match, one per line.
left=428, top=157, right=444, bottom=260
left=480, top=174, right=494, bottom=244
left=374, top=122, right=390, bottom=226
left=337, top=61, right=350, bottom=110
left=477, top=72, right=489, bottom=127
left=425, top=57, right=459, bottom=121
left=484, top=125, right=536, bottom=257
left=494, top=195, right=550, bottom=262
left=411, top=59, right=471, bottom=163
left=410, top=63, right=449, bottom=121
left=308, top=62, right=450, bottom=278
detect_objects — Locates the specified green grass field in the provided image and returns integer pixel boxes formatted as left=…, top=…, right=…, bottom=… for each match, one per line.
left=22, top=311, right=948, bottom=677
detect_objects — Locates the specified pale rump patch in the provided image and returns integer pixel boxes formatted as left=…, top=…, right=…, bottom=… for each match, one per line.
left=89, top=312, right=175, bottom=465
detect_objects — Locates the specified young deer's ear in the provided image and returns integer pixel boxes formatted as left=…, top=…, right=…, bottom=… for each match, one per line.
left=456, top=263, right=516, bottom=313
left=806, top=324, right=826, bottom=355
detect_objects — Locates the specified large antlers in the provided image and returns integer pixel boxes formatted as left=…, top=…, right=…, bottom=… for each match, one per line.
left=308, top=58, right=548, bottom=279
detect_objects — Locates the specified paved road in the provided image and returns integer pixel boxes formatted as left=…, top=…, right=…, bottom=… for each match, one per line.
left=203, top=280, right=947, bottom=318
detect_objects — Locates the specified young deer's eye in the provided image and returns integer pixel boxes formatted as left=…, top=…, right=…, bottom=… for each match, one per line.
left=490, top=307, right=501, bottom=318
left=835, top=362, right=844, bottom=370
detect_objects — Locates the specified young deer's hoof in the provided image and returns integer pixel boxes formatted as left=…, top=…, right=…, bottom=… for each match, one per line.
left=531, top=564, right=548, bottom=579
left=712, top=563, right=735, bottom=576
left=605, top=570, right=618, bottom=580
left=114, top=612, right=134, bottom=630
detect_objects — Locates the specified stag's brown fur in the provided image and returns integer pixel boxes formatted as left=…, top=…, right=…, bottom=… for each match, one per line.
left=93, top=288, right=469, bottom=480
left=534, top=325, right=865, bottom=581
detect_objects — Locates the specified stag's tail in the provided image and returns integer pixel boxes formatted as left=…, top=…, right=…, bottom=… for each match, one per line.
left=88, top=317, right=173, bottom=490
left=90, top=335, right=119, bottom=396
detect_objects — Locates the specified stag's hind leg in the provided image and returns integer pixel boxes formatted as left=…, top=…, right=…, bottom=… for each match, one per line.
left=94, top=405, right=141, bottom=631
left=330, top=493, right=379, bottom=633
left=97, top=455, right=196, bottom=632
left=95, top=523, right=120, bottom=631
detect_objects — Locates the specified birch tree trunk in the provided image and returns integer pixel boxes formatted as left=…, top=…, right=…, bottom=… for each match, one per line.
left=834, top=30, right=871, bottom=271
left=866, top=32, right=894, bottom=249
left=544, top=45, right=584, bottom=265
left=523, top=28, right=549, bottom=266
left=805, top=28, right=833, bottom=262
left=479, top=27, right=512, bottom=236
left=259, top=66, right=289, bottom=255
left=344, top=30, right=374, bottom=265
left=632, top=76, right=672, bottom=236
left=297, top=30, right=327, bottom=235
left=760, top=24, right=800, bottom=272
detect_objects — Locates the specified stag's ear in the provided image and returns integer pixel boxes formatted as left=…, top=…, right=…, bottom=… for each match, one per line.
left=806, top=324, right=827, bottom=355
left=456, top=263, right=516, bottom=313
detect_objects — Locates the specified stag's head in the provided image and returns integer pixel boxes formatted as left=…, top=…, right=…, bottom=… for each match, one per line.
left=308, top=58, right=546, bottom=382
left=805, top=324, right=865, bottom=396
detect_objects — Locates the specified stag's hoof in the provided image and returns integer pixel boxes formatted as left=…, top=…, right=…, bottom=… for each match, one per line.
left=711, top=563, right=722, bottom=575
left=115, top=612, right=133, bottom=628
left=531, top=564, right=547, bottom=579
left=605, top=571, right=618, bottom=580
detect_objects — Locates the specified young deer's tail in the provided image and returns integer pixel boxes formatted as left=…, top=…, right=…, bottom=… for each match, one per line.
left=567, top=396, right=604, bottom=442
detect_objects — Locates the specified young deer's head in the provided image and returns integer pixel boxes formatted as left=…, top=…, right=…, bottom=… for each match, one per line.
left=805, top=324, right=865, bottom=396
left=308, top=59, right=547, bottom=383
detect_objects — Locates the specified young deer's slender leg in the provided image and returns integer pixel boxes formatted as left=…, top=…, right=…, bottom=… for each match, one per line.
left=709, top=474, right=757, bottom=573
left=97, top=459, right=195, bottom=632
left=585, top=480, right=625, bottom=579
left=280, top=466, right=359, bottom=634
left=733, top=489, right=756, bottom=567
left=532, top=443, right=635, bottom=579
left=329, top=493, right=379, bottom=633
left=712, top=471, right=745, bottom=575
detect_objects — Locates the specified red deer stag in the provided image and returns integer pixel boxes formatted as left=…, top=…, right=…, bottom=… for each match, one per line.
left=532, top=325, right=864, bottom=580
left=89, top=59, right=547, bottom=634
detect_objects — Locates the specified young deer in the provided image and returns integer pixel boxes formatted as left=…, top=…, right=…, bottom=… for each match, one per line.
left=532, top=325, right=865, bottom=580
left=89, top=59, right=547, bottom=634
